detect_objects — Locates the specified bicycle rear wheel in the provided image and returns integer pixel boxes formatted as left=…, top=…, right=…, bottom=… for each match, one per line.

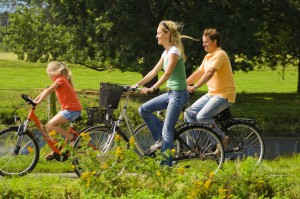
left=225, top=121, right=264, bottom=164
left=174, top=125, right=225, bottom=174
left=73, top=125, right=128, bottom=177
left=0, top=126, right=40, bottom=176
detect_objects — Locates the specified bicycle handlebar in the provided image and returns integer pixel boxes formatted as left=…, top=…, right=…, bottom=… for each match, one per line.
left=21, top=94, right=36, bottom=106
left=123, top=85, right=141, bottom=93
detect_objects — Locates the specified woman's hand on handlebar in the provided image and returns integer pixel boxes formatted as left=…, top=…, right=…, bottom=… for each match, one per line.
left=140, top=87, right=154, bottom=94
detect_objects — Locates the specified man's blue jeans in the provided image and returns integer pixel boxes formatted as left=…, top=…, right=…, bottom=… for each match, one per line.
left=184, top=93, right=232, bottom=139
left=139, top=90, right=189, bottom=166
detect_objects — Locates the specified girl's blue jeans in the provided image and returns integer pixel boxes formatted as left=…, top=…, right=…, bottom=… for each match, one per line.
left=138, top=90, right=189, bottom=166
left=184, top=93, right=232, bottom=139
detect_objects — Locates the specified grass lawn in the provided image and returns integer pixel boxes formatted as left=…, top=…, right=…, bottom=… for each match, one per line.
left=0, top=53, right=299, bottom=135
left=0, top=53, right=297, bottom=92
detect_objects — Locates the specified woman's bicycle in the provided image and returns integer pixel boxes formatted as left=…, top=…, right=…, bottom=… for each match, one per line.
left=0, top=94, right=99, bottom=177
left=72, top=83, right=225, bottom=176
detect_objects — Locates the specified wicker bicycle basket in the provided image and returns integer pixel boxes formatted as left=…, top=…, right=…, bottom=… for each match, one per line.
left=86, top=107, right=113, bottom=124
left=99, top=82, right=124, bottom=109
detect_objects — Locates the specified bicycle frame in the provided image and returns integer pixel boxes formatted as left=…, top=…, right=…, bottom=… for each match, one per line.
left=101, top=90, right=145, bottom=156
left=21, top=107, right=60, bottom=153
left=21, top=105, right=80, bottom=154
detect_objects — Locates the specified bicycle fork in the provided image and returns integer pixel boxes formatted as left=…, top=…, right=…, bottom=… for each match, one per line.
left=11, top=121, right=29, bottom=155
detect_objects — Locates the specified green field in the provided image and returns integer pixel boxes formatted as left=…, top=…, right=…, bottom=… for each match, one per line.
left=0, top=53, right=298, bottom=92
left=0, top=53, right=299, bottom=135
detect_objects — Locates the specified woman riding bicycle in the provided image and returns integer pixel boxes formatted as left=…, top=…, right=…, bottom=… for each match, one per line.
left=133, top=20, right=195, bottom=166
left=33, top=61, right=82, bottom=160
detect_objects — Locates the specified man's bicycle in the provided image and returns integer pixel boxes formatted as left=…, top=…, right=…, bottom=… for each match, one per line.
left=214, top=107, right=265, bottom=163
left=156, top=106, right=265, bottom=164
left=72, top=83, right=225, bottom=176
left=0, top=94, right=99, bottom=177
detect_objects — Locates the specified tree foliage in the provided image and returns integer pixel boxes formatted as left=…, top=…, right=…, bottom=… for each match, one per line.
left=1, top=0, right=299, bottom=91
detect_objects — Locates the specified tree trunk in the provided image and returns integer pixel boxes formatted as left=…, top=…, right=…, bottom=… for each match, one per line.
left=297, top=57, right=300, bottom=93
left=142, top=53, right=159, bottom=95
left=48, top=92, right=57, bottom=120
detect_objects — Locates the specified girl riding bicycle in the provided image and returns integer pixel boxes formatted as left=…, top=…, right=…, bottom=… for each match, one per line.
left=33, top=61, right=82, bottom=160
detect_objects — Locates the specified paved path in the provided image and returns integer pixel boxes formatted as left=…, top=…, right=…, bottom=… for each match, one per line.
left=0, top=172, right=78, bottom=178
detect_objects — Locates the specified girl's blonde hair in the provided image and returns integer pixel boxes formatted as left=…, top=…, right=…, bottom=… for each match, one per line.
left=159, top=20, right=198, bottom=62
left=47, top=61, right=73, bottom=87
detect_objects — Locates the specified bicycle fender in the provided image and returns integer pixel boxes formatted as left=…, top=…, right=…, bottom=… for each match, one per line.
left=232, top=118, right=255, bottom=124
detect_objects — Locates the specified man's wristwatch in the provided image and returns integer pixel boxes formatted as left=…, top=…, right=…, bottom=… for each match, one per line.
left=193, top=85, right=199, bottom=90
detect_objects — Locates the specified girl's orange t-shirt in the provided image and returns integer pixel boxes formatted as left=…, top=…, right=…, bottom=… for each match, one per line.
left=54, top=76, right=82, bottom=111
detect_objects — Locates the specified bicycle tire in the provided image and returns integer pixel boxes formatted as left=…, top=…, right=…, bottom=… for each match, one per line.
left=73, top=125, right=128, bottom=177
left=225, top=120, right=265, bottom=164
left=174, top=124, right=225, bottom=174
left=134, top=123, right=155, bottom=155
left=0, top=126, right=40, bottom=176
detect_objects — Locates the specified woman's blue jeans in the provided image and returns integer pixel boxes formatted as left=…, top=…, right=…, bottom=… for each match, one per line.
left=139, top=90, right=189, bottom=166
left=184, top=93, right=232, bottom=139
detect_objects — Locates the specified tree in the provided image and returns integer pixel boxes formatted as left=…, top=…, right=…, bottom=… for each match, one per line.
left=221, top=0, right=300, bottom=92
left=1, top=0, right=300, bottom=92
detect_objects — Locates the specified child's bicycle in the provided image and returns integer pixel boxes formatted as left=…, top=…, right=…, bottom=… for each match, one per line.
left=0, top=94, right=98, bottom=177
left=72, top=83, right=225, bottom=176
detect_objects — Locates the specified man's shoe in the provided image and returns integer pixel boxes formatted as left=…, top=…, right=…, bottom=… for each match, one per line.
left=214, top=136, right=230, bottom=155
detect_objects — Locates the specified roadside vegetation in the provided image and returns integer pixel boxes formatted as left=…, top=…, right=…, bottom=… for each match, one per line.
left=0, top=53, right=299, bottom=198
left=0, top=140, right=299, bottom=198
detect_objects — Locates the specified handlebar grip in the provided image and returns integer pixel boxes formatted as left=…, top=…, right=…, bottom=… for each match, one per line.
left=123, top=85, right=140, bottom=92
left=21, top=94, right=36, bottom=106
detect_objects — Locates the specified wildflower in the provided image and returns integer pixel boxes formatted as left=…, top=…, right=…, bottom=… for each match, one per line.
left=81, top=171, right=96, bottom=188
left=218, top=188, right=227, bottom=193
left=49, top=130, right=56, bottom=137
left=27, top=146, right=33, bottom=153
left=218, top=188, right=228, bottom=199
left=156, top=170, right=162, bottom=177
left=80, top=171, right=96, bottom=179
left=101, top=162, right=110, bottom=169
left=114, top=134, right=122, bottom=143
left=187, top=180, right=203, bottom=199
left=171, top=148, right=176, bottom=155
left=209, top=171, right=214, bottom=178
left=115, top=146, right=124, bottom=159
left=204, top=178, right=212, bottom=189
left=129, top=136, right=135, bottom=146
left=80, top=132, right=91, bottom=142
left=177, top=166, right=185, bottom=175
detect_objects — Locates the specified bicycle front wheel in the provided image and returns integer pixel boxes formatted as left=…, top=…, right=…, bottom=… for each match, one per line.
left=134, top=123, right=155, bottom=155
left=225, top=121, right=265, bottom=164
left=0, top=126, right=40, bottom=176
left=174, top=125, right=225, bottom=174
left=73, top=125, right=128, bottom=177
